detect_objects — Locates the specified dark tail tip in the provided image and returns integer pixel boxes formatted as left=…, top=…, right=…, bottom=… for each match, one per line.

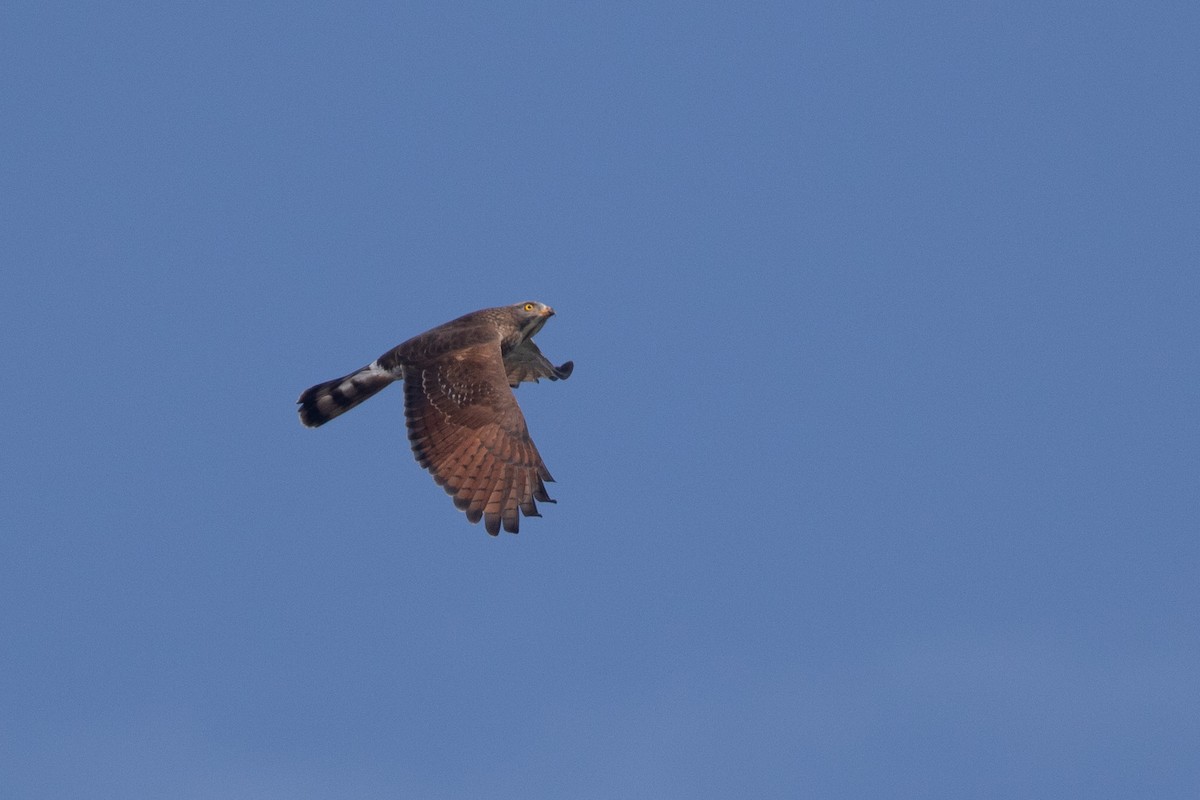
left=297, top=384, right=333, bottom=427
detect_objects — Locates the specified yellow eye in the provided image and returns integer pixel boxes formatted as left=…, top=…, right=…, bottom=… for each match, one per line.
left=523, top=303, right=535, bottom=311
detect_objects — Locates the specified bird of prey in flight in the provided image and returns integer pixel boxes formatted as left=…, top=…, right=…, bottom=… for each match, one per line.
left=298, top=301, right=573, bottom=535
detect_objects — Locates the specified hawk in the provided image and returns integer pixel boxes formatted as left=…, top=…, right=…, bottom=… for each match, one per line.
left=297, top=301, right=573, bottom=535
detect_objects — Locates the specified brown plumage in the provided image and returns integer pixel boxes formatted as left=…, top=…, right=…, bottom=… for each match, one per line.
left=297, top=301, right=573, bottom=535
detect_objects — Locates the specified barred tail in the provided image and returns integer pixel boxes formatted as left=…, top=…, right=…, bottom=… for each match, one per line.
left=297, top=363, right=397, bottom=427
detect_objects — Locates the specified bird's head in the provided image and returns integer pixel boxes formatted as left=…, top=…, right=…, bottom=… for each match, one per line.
left=511, top=300, right=555, bottom=337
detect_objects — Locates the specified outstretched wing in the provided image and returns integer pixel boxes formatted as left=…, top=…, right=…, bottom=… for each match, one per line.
left=503, top=339, right=574, bottom=387
left=404, top=343, right=556, bottom=535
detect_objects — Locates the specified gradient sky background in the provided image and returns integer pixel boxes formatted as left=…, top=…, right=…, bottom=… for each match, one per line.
left=3, top=2, right=1198, bottom=798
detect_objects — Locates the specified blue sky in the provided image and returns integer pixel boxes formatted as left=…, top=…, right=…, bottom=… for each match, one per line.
left=2, top=2, right=1197, bottom=797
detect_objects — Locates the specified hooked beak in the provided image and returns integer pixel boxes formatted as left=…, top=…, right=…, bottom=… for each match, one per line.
left=540, top=306, right=555, bottom=317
